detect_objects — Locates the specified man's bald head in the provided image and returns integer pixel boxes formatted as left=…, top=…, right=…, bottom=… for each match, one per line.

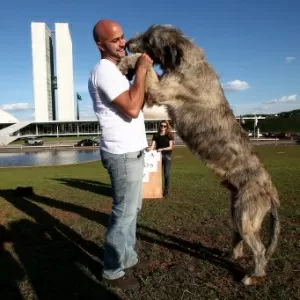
left=93, top=19, right=122, bottom=43
left=92, top=19, right=127, bottom=63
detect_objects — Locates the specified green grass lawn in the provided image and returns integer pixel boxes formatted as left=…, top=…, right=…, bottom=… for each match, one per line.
left=0, top=146, right=299, bottom=300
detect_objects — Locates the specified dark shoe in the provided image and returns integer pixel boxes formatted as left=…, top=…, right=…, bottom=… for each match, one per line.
left=163, top=191, right=169, bottom=197
left=132, top=259, right=154, bottom=271
left=126, top=259, right=158, bottom=274
left=103, top=274, right=139, bottom=290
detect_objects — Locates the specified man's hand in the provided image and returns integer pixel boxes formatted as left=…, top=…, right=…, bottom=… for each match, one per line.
left=112, top=54, right=153, bottom=119
left=136, top=53, right=153, bottom=72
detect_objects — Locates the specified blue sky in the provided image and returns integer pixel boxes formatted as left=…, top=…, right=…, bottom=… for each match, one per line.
left=0, top=0, right=299, bottom=121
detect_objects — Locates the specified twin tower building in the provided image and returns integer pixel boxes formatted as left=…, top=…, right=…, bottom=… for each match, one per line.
left=31, top=22, right=76, bottom=122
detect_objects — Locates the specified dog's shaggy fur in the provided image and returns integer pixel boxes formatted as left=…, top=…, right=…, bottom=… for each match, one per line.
left=118, top=25, right=280, bottom=285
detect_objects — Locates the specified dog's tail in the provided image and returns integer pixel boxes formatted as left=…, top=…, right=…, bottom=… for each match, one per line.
left=265, top=197, right=280, bottom=261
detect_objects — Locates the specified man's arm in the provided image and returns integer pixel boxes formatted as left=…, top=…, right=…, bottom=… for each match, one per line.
left=112, top=54, right=152, bottom=118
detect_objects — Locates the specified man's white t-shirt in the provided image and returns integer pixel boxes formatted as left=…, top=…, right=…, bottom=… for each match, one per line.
left=88, top=59, right=148, bottom=154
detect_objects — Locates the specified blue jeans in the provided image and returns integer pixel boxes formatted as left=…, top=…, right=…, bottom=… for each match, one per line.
left=162, top=153, right=172, bottom=194
left=100, top=149, right=144, bottom=280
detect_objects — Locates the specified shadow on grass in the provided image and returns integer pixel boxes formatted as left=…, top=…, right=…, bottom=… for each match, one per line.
left=26, top=191, right=110, bottom=228
left=137, top=224, right=245, bottom=282
left=51, top=178, right=245, bottom=281
left=9, top=183, right=245, bottom=283
left=0, top=225, right=25, bottom=300
left=0, top=189, right=121, bottom=300
left=53, top=178, right=112, bottom=198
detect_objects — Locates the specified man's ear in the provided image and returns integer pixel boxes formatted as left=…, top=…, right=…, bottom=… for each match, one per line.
left=97, top=41, right=104, bottom=52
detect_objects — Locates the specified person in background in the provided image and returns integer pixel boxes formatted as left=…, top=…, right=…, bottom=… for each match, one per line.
left=147, top=120, right=174, bottom=197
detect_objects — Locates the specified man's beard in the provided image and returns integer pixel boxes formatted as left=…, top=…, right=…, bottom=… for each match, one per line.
left=112, top=49, right=126, bottom=61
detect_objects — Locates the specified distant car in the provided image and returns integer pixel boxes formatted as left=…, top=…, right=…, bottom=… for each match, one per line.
left=24, top=137, right=44, bottom=146
left=75, top=139, right=99, bottom=147
left=92, top=137, right=100, bottom=144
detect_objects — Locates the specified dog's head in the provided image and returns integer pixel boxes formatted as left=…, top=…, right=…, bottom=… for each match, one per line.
left=126, top=25, right=190, bottom=71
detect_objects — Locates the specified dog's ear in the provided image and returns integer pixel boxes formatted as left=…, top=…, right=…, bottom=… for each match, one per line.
left=163, top=44, right=184, bottom=68
left=148, top=26, right=186, bottom=69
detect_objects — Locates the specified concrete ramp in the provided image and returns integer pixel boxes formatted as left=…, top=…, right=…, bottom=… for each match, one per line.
left=0, top=121, right=32, bottom=145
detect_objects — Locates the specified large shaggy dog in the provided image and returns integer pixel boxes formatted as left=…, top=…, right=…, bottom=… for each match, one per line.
left=118, top=25, right=280, bottom=285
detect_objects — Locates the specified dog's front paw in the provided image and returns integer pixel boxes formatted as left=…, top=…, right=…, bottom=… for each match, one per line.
left=242, top=275, right=266, bottom=286
left=117, top=60, right=130, bottom=75
left=118, top=53, right=142, bottom=75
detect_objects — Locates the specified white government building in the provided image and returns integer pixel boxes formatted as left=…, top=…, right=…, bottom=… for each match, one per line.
left=31, top=22, right=75, bottom=122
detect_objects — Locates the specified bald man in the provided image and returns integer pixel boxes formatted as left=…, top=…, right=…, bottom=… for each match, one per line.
left=88, top=20, right=153, bottom=289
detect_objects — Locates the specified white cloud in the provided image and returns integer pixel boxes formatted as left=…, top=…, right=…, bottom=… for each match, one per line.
left=1, top=102, right=33, bottom=111
left=232, top=103, right=300, bottom=116
left=285, top=56, right=296, bottom=63
left=265, top=94, right=297, bottom=105
left=222, top=80, right=250, bottom=92
left=231, top=94, right=299, bottom=116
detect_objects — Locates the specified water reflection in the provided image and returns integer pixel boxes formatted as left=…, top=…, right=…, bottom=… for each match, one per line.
left=0, top=150, right=101, bottom=167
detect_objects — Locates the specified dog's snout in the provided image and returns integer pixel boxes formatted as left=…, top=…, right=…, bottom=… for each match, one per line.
left=125, top=40, right=138, bottom=53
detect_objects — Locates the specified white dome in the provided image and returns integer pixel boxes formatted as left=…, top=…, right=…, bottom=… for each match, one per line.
left=0, top=109, right=18, bottom=123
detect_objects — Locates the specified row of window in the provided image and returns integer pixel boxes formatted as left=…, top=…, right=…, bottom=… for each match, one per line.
left=14, top=121, right=165, bottom=136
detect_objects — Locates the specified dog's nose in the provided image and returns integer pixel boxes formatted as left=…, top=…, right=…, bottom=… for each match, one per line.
left=126, top=42, right=136, bottom=53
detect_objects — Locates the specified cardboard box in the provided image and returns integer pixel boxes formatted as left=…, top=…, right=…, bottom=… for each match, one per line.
left=142, top=150, right=163, bottom=199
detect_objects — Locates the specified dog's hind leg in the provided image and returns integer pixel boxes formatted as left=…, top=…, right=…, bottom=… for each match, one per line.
left=233, top=187, right=269, bottom=285
left=229, top=188, right=244, bottom=259
left=242, top=231, right=267, bottom=285
left=231, top=231, right=244, bottom=259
